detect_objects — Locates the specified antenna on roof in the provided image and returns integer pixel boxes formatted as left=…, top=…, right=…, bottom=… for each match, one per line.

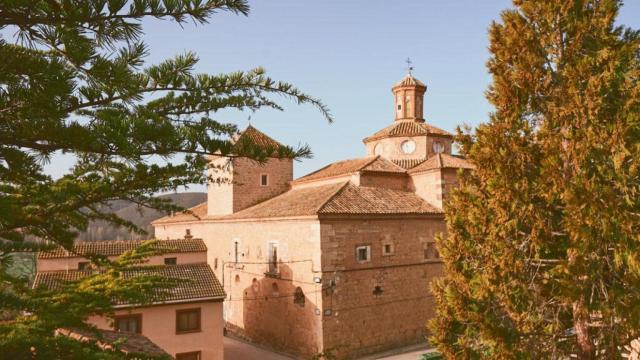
left=405, top=57, right=414, bottom=75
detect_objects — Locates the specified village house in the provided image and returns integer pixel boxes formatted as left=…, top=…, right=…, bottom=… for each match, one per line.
left=153, top=73, right=473, bottom=359
left=34, top=238, right=225, bottom=360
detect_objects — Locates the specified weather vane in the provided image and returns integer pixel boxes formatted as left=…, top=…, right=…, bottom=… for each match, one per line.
left=247, top=115, right=252, bottom=126
left=405, top=57, right=414, bottom=75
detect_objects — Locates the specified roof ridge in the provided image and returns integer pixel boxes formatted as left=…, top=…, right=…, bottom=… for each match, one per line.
left=315, top=181, right=351, bottom=214
left=358, top=155, right=382, bottom=171
left=151, top=201, right=207, bottom=224
left=293, top=156, right=378, bottom=183
left=36, top=261, right=210, bottom=274
left=362, top=156, right=407, bottom=173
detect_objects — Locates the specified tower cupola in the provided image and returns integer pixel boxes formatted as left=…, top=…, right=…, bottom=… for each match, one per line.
left=392, top=73, right=426, bottom=122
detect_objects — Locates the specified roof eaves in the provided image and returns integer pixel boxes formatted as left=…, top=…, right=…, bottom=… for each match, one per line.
left=113, top=295, right=226, bottom=308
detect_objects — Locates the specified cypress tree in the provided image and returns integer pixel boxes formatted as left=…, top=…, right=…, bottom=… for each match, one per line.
left=430, top=0, right=640, bottom=359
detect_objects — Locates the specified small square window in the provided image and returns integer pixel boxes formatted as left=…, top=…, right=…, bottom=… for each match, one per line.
left=164, top=257, right=177, bottom=265
left=77, top=262, right=90, bottom=270
left=176, top=308, right=201, bottom=334
left=114, top=314, right=142, bottom=334
left=356, top=245, right=371, bottom=263
left=382, top=243, right=394, bottom=256
left=424, top=242, right=440, bottom=260
left=260, top=174, right=269, bottom=186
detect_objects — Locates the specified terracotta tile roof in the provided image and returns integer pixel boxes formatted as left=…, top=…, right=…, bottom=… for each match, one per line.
left=225, top=182, right=346, bottom=219
left=294, top=156, right=405, bottom=184
left=33, top=263, right=225, bottom=304
left=409, top=153, right=474, bottom=173
left=224, top=181, right=441, bottom=219
left=393, top=74, right=426, bottom=88
left=38, top=238, right=207, bottom=259
left=318, top=183, right=441, bottom=215
left=56, top=328, right=171, bottom=358
left=392, top=158, right=427, bottom=169
left=363, top=120, right=452, bottom=143
left=361, top=157, right=407, bottom=173
left=152, top=201, right=208, bottom=225
left=232, top=125, right=283, bottom=150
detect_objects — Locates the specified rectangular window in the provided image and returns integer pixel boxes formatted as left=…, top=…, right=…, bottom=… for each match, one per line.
left=164, top=257, right=177, bottom=265
left=176, top=351, right=201, bottom=360
left=382, top=243, right=394, bottom=256
left=260, top=174, right=269, bottom=186
left=356, top=245, right=371, bottom=263
left=424, top=242, right=440, bottom=260
left=176, top=308, right=201, bottom=334
left=77, top=261, right=90, bottom=270
left=114, top=314, right=142, bottom=334
left=267, top=242, right=278, bottom=274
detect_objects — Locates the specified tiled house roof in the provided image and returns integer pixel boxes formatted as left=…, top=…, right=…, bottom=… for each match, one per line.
left=409, top=153, right=474, bottom=173
left=33, top=263, right=225, bottom=304
left=232, top=125, right=283, bottom=150
left=56, top=328, right=171, bottom=358
left=152, top=202, right=208, bottom=225
left=318, top=183, right=441, bottom=215
left=293, top=156, right=406, bottom=184
left=225, top=182, right=346, bottom=219
left=225, top=182, right=441, bottom=220
left=38, top=238, right=207, bottom=259
left=363, top=121, right=452, bottom=143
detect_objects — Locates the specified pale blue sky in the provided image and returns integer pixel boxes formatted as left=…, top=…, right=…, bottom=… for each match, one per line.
left=35, top=0, right=640, bottom=191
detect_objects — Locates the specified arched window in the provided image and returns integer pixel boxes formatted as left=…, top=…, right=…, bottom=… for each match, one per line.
left=214, top=257, right=218, bottom=270
left=293, top=287, right=305, bottom=307
left=234, top=274, right=240, bottom=283
left=271, top=282, right=279, bottom=297
left=251, top=278, right=259, bottom=293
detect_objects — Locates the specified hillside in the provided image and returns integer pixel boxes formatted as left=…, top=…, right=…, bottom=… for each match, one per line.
left=77, top=193, right=206, bottom=241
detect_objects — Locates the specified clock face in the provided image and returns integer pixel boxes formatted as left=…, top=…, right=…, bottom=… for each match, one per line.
left=433, top=141, right=445, bottom=153
left=400, top=140, right=416, bottom=154
left=374, top=143, right=384, bottom=156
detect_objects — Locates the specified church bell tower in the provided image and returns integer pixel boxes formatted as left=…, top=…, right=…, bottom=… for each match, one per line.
left=362, top=60, right=454, bottom=167
left=392, top=61, right=427, bottom=122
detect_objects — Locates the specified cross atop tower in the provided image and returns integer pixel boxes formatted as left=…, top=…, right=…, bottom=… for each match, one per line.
left=405, top=58, right=414, bottom=75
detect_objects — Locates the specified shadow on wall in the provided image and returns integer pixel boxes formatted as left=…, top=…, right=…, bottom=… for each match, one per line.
left=241, top=264, right=321, bottom=358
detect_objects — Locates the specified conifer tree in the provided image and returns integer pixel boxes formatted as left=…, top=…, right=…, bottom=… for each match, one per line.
left=0, top=1, right=330, bottom=358
left=430, top=0, right=640, bottom=359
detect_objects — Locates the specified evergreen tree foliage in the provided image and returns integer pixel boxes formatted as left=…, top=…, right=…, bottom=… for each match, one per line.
left=430, top=1, right=639, bottom=359
left=0, top=1, right=331, bottom=358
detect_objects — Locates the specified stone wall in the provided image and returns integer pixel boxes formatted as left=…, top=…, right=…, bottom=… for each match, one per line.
left=232, top=157, right=293, bottom=213
left=207, top=157, right=234, bottom=216
left=409, top=169, right=443, bottom=209
left=319, top=216, right=445, bottom=358
left=207, top=157, right=293, bottom=216
left=156, top=218, right=325, bottom=358
left=358, top=172, right=409, bottom=190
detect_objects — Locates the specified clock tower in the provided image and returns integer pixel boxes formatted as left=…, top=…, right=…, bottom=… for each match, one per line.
left=363, top=70, right=454, bottom=169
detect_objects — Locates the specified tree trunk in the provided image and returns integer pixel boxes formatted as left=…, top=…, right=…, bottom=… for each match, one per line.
left=573, top=300, right=595, bottom=359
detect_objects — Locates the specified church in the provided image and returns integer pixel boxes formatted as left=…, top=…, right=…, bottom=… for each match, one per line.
left=153, top=72, right=472, bottom=359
